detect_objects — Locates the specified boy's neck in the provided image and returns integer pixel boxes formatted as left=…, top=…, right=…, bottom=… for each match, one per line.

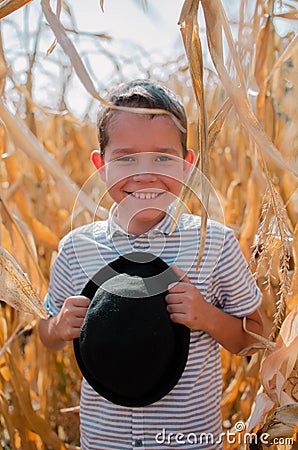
left=112, top=205, right=167, bottom=236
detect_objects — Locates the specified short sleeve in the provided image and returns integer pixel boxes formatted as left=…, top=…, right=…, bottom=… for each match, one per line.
left=44, top=237, right=75, bottom=316
left=211, top=228, right=262, bottom=317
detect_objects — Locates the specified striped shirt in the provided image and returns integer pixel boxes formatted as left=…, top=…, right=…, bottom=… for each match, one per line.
left=45, top=206, right=262, bottom=450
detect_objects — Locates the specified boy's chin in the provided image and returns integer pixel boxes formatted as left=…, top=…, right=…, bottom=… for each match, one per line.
left=116, top=206, right=168, bottom=234
left=133, top=208, right=166, bottom=222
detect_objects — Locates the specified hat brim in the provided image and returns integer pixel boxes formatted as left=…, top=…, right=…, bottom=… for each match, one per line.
left=73, top=252, right=190, bottom=407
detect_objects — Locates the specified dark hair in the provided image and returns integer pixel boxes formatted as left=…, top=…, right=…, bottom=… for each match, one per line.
left=96, top=80, right=187, bottom=157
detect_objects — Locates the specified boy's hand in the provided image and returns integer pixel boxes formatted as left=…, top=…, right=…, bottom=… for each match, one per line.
left=165, top=264, right=264, bottom=355
left=39, top=296, right=90, bottom=351
left=55, top=296, right=91, bottom=341
left=165, top=265, right=206, bottom=330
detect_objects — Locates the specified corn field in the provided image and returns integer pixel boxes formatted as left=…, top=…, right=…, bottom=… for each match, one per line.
left=0, top=0, right=297, bottom=449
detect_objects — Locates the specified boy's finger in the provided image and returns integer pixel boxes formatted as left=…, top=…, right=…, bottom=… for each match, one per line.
left=165, top=293, right=184, bottom=304
left=74, top=306, right=91, bottom=318
left=166, top=303, right=185, bottom=313
left=167, top=282, right=190, bottom=294
left=67, top=296, right=91, bottom=307
left=169, top=264, right=191, bottom=285
left=168, top=312, right=187, bottom=326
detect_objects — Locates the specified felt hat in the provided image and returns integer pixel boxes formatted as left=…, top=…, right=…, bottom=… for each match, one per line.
left=73, top=252, right=190, bottom=407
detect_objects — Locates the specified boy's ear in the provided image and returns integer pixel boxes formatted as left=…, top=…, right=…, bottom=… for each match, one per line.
left=183, top=149, right=195, bottom=174
left=185, top=149, right=195, bottom=164
left=91, top=150, right=106, bottom=182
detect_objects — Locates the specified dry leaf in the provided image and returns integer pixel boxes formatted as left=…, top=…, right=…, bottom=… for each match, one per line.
left=248, top=391, right=276, bottom=432
left=30, top=217, right=59, bottom=248
left=0, top=0, right=33, bottom=20
left=257, top=404, right=298, bottom=443
left=274, top=12, right=298, bottom=20
left=248, top=307, right=298, bottom=431
left=6, top=352, right=67, bottom=449
left=0, top=246, right=47, bottom=319
left=286, top=223, right=298, bottom=311
left=201, top=0, right=298, bottom=178
left=46, top=38, right=58, bottom=56
left=175, top=0, right=210, bottom=269
left=0, top=98, right=107, bottom=219
left=265, top=33, right=298, bottom=83
left=239, top=162, right=266, bottom=260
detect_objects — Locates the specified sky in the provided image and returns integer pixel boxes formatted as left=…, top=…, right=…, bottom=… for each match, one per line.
left=73, top=0, right=184, bottom=52
left=3, top=0, right=188, bottom=117
left=2, top=0, right=298, bottom=118
left=66, top=0, right=187, bottom=114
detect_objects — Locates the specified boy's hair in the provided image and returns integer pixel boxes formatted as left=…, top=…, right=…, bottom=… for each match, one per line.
left=97, top=80, right=187, bottom=157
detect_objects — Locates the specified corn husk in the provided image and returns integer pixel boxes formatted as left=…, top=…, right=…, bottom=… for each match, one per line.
left=254, top=404, right=298, bottom=447
left=248, top=306, right=298, bottom=432
left=0, top=246, right=47, bottom=319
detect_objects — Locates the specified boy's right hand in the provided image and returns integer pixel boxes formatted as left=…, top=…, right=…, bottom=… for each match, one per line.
left=39, top=296, right=90, bottom=351
left=55, top=296, right=91, bottom=342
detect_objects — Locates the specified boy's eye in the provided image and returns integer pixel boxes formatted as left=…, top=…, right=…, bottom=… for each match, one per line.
left=155, top=155, right=173, bottom=162
left=116, top=156, right=135, bottom=162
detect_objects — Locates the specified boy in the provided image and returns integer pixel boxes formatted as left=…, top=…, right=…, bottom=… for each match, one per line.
left=39, top=80, right=263, bottom=449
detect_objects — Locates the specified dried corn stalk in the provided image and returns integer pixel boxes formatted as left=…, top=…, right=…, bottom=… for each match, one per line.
left=176, top=0, right=209, bottom=269
left=0, top=246, right=47, bottom=318
left=201, top=0, right=298, bottom=179
left=0, top=99, right=108, bottom=220
left=0, top=0, right=33, bottom=20
left=248, top=306, right=298, bottom=437
left=3, top=350, right=68, bottom=449
left=176, top=1, right=232, bottom=269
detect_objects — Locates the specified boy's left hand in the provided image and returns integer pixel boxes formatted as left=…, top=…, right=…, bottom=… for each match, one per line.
left=165, top=264, right=207, bottom=330
left=165, top=264, right=264, bottom=355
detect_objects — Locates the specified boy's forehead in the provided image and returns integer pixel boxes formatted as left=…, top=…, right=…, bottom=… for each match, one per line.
left=107, top=147, right=184, bottom=158
left=102, top=111, right=186, bottom=160
left=106, top=111, right=183, bottom=142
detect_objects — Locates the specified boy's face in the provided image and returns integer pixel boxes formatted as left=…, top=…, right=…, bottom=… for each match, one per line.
left=92, top=112, right=194, bottom=234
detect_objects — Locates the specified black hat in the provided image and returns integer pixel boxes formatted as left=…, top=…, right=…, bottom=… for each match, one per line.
left=73, top=252, right=190, bottom=407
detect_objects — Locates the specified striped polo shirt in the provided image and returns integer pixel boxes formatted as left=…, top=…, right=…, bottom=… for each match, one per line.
left=44, top=206, right=262, bottom=450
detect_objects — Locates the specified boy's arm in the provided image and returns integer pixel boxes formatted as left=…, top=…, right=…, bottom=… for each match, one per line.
left=166, top=267, right=263, bottom=355
left=39, top=296, right=90, bottom=351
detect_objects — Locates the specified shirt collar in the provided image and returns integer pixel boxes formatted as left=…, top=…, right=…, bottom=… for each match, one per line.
left=105, top=202, right=177, bottom=240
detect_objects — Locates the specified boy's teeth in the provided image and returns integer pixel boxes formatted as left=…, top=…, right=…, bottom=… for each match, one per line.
left=132, top=192, right=160, bottom=199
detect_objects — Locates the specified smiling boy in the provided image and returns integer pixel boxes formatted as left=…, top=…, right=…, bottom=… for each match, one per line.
left=91, top=110, right=193, bottom=235
left=39, top=80, right=263, bottom=449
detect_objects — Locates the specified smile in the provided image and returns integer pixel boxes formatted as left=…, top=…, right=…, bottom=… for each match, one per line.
left=129, top=192, right=163, bottom=200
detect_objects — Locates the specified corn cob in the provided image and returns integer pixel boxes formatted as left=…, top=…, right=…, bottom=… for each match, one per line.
left=0, top=246, right=47, bottom=318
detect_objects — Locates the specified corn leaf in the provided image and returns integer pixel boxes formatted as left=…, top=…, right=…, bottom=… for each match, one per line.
left=0, top=0, right=33, bottom=19
left=176, top=0, right=209, bottom=270
left=0, top=246, right=47, bottom=319
left=201, top=0, right=298, bottom=179
left=6, top=352, right=67, bottom=449
left=0, top=98, right=108, bottom=219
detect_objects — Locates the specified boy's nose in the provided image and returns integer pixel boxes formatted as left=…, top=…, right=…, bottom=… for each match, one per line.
left=132, top=172, right=158, bottom=182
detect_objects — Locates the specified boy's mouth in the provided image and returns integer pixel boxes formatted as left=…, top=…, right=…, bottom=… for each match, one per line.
left=126, top=191, right=163, bottom=200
